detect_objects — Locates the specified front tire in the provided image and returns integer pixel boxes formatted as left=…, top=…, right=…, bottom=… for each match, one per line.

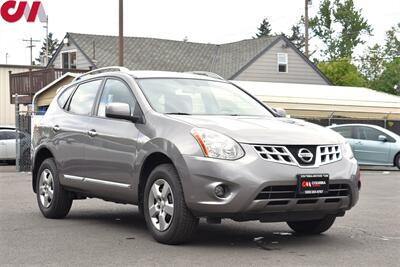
left=395, top=153, right=400, bottom=169
left=36, top=158, right=72, bottom=219
left=287, top=215, right=336, bottom=234
left=143, top=163, right=198, bottom=244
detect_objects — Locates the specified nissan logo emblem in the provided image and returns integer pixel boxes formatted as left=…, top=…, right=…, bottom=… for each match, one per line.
left=298, top=148, right=313, bottom=163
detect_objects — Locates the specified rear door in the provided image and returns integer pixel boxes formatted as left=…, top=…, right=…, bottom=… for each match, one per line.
left=0, top=130, right=16, bottom=160
left=82, top=78, right=141, bottom=201
left=54, top=79, right=103, bottom=186
left=352, top=126, right=391, bottom=165
left=0, top=131, right=10, bottom=159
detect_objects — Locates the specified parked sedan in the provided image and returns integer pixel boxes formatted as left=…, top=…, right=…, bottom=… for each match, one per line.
left=0, top=127, right=30, bottom=164
left=328, top=124, right=400, bottom=169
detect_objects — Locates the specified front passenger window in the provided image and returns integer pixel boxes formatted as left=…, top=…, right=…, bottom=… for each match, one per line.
left=69, top=80, right=102, bottom=115
left=97, top=79, right=137, bottom=117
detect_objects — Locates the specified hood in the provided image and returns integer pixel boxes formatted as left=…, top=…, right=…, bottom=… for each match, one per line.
left=170, top=115, right=343, bottom=145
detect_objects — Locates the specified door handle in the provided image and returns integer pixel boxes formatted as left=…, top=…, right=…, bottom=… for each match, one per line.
left=52, top=125, right=61, bottom=132
left=88, top=129, right=98, bottom=137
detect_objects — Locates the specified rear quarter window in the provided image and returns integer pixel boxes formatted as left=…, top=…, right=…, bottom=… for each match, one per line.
left=57, top=86, right=75, bottom=109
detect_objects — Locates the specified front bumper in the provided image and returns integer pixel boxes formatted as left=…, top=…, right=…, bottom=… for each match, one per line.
left=181, top=144, right=360, bottom=220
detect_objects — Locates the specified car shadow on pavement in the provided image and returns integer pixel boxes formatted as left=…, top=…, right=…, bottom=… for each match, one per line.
left=65, top=208, right=352, bottom=249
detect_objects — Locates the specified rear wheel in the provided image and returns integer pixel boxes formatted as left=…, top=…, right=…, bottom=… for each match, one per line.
left=395, top=153, right=400, bottom=169
left=143, top=163, right=198, bottom=244
left=36, top=158, right=73, bottom=219
left=287, top=215, right=336, bottom=234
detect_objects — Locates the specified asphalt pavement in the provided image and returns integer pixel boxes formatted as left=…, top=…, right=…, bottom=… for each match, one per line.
left=0, top=165, right=399, bottom=267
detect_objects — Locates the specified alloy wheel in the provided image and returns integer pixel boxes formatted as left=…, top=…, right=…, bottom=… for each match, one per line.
left=39, top=169, right=54, bottom=208
left=148, top=179, right=174, bottom=232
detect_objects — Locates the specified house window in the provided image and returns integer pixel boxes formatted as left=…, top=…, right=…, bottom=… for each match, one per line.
left=277, top=53, right=288, bottom=73
left=61, top=51, right=77, bottom=69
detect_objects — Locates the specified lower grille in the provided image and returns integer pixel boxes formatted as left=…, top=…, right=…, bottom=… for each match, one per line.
left=255, top=183, right=350, bottom=200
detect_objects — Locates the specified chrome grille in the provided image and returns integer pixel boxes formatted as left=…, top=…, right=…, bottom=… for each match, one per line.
left=253, top=145, right=297, bottom=166
left=254, top=144, right=342, bottom=167
left=319, top=145, right=342, bottom=165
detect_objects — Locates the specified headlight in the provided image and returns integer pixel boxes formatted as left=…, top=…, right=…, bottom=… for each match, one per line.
left=341, top=142, right=354, bottom=159
left=191, top=128, right=245, bottom=160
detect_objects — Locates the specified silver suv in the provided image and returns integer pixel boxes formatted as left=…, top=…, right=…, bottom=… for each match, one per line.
left=32, top=67, right=360, bottom=244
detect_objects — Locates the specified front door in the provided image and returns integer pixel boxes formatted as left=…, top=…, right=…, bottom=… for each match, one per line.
left=352, top=126, right=391, bottom=165
left=83, top=78, right=141, bottom=201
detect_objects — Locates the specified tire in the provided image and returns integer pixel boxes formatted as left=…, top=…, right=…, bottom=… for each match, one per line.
left=143, top=163, right=199, bottom=244
left=287, top=215, right=336, bottom=234
left=36, top=158, right=73, bottom=219
left=395, top=153, right=400, bottom=169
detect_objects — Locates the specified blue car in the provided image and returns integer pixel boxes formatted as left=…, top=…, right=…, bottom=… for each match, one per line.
left=328, top=124, right=400, bottom=169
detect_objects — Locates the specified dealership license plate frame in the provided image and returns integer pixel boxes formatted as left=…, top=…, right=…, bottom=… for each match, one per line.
left=297, top=174, right=329, bottom=195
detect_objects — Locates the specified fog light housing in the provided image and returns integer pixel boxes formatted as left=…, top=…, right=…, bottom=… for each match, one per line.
left=215, top=185, right=226, bottom=198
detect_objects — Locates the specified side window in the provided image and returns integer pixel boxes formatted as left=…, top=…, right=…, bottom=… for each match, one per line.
left=97, top=79, right=137, bottom=117
left=57, top=86, right=75, bottom=109
left=68, top=80, right=102, bottom=115
left=356, top=127, right=385, bottom=141
left=0, top=131, right=16, bottom=140
left=332, top=126, right=353, bottom=139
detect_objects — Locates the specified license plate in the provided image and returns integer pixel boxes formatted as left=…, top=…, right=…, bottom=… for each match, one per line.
left=297, top=174, right=329, bottom=194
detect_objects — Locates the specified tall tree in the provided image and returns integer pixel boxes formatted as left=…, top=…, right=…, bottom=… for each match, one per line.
left=372, top=58, right=400, bottom=95
left=287, top=16, right=306, bottom=52
left=310, top=0, right=372, bottom=60
left=359, top=44, right=385, bottom=83
left=383, top=23, right=400, bottom=61
left=255, top=18, right=272, bottom=38
left=36, top=32, right=59, bottom=65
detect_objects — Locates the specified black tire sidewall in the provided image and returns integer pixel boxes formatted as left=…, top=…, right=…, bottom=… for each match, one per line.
left=36, top=158, right=64, bottom=217
left=395, top=154, right=400, bottom=169
left=143, top=164, right=187, bottom=242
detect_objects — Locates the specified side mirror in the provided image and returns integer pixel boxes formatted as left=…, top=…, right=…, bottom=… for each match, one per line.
left=105, top=102, right=141, bottom=123
left=378, top=135, right=387, bottom=142
left=273, top=108, right=287, bottom=118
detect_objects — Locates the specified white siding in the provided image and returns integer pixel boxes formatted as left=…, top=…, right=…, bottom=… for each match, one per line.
left=0, top=66, right=34, bottom=126
left=52, top=42, right=92, bottom=69
left=235, top=40, right=328, bottom=85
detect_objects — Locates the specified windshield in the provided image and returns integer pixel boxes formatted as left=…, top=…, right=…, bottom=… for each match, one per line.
left=137, top=78, right=273, bottom=116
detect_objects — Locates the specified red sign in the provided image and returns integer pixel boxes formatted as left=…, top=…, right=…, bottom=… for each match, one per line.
left=1, top=1, right=46, bottom=23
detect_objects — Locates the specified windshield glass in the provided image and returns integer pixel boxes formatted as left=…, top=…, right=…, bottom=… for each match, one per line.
left=137, top=78, right=273, bottom=116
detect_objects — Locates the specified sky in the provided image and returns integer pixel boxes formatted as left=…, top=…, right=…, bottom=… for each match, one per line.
left=0, top=0, right=399, bottom=65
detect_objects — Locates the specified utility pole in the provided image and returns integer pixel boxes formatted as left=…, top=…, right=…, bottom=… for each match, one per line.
left=43, top=16, right=49, bottom=65
left=304, top=0, right=310, bottom=58
left=23, top=38, right=40, bottom=65
left=118, top=0, right=124, bottom=66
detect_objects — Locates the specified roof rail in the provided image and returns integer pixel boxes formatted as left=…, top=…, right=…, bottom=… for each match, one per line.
left=73, top=66, right=130, bottom=81
left=186, top=71, right=225, bottom=80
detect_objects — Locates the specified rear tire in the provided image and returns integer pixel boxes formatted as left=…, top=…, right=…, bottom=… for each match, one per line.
left=36, top=158, right=73, bottom=219
left=287, top=215, right=336, bottom=234
left=395, top=153, right=400, bottom=169
left=143, top=163, right=198, bottom=244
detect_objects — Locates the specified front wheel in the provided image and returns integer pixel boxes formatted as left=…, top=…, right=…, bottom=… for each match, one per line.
left=143, top=164, right=198, bottom=244
left=36, top=158, right=73, bottom=219
left=287, top=215, right=336, bottom=234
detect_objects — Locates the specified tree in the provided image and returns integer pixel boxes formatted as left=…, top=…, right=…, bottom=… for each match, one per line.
left=371, top=58, right=400, bottom=95
left=383, top=23, right=400, bottom=61
left=318, top=59, right=367, bottom=87
left=359, top=44, right=385, bottom=83
left=287, top=16, right=305, bottom=52
left=310, top=0, right=372, bottom=60
left=36, top=32, right=59, bottom=65
left=255, top=18, right=272, bottom=38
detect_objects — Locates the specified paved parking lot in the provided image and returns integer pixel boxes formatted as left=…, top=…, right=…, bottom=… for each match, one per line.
left=0, top=165, right=399, bottom=266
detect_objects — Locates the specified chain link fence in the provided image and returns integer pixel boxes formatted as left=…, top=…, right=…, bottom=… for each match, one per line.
left=16, top=111, right=32, bottom=172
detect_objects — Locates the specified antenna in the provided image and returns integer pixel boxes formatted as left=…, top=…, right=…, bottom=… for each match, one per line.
left=23, top=37, right=40, bottom=65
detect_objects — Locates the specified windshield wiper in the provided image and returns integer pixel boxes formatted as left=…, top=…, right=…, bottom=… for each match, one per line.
left=165, top=112, right=191, bottom=115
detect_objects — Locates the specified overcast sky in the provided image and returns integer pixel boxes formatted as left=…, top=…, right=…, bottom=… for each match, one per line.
left=0, top=0, right=399, bottom=65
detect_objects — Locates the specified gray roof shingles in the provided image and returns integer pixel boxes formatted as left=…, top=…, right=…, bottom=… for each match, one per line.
left=67, top=33, right=279, bottom=79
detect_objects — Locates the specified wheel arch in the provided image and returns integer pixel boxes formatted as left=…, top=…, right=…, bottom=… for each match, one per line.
left=394, top=151, right=400, bottom=168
